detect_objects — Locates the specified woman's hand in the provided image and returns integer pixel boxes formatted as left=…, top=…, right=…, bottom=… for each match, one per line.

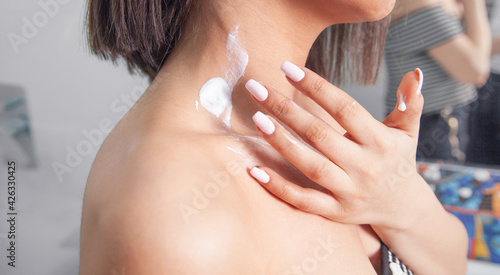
left=245, top=61, right=426, bottom=231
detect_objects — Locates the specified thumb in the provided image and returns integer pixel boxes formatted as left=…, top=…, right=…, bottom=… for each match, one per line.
left=383, top=68, right=424, bottom=139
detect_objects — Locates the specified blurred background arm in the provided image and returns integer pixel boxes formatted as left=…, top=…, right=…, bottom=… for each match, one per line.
left=428, top=0, right=491, bottom=86
left=492, top=36, right=500, bottom=55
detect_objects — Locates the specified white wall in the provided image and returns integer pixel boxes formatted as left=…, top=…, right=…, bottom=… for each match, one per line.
left=0, top=1, right=147, bottom=274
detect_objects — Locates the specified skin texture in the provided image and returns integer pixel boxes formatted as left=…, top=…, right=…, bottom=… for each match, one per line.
left=80, top=0, right=467, bottom=274
left=392, top=0, right=491, bottom=86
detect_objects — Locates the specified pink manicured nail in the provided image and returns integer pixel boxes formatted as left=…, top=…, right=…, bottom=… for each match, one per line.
left=245, top=79, right=268, bottom=101
left=250, top=167, right=270, bottom=184
left=252, top=111, right=275, bottom=135
left=281, top=61, right=305, bottom=82
left=415, top=68, right=423, bottom=95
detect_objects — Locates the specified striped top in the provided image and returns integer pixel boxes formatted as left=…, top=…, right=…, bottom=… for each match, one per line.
left=381, top=242, right=414, bottom=275
left=384, top=6, right=477, bottom=115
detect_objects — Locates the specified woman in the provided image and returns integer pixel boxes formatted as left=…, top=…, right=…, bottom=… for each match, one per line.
left=80, top=0, right=468, bottom=274
left=385, top=0, right=491, bottom=161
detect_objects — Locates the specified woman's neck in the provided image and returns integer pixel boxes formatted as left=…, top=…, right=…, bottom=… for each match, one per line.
left=148, top=1, right=327, bottom=137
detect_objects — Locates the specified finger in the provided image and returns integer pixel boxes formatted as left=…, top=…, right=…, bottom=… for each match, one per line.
left=249, top=166, right=342, bottom=220
left=280, top=61, right=382, bottom=145
left=251, top=111, right=351, bottom=195
left=245, top=79, right=359, bottom=168
left=382, top=68, right=424, bottom=139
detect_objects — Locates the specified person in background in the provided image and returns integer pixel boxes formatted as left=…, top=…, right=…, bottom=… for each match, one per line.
left=467, top=0, right=500, bottom=166
left=385, top=0, right=491, bottom=162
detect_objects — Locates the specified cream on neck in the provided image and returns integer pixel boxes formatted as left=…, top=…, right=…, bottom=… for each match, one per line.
left=198, top=25, right=249, bottom=129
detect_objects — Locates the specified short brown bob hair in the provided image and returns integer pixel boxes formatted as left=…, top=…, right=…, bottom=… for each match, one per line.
left=87, top=0, right=390, bottom=85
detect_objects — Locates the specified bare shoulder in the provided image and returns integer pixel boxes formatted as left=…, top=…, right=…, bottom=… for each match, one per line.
left=80, top=128, right=255, bottom=274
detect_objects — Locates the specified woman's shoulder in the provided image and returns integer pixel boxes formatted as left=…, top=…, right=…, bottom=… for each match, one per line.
left=85, top=120, right=236, bottom=214
left=80, top=123, right=381, bottom=274
left=80, top=128, right=256, bottom=273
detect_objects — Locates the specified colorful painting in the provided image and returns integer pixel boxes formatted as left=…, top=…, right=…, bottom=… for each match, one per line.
left=418, top=162, right=500, bottom=263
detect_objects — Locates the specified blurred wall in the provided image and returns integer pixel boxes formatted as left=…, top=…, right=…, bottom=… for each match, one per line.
left=343, top=64, right=387, bottom=121
left=0, top=1, right=147, bottom=274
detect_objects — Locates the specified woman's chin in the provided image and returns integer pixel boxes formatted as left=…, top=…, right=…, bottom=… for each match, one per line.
left=328, top=0, right=395, bottom=24
left=362, top=0, right=396, bottom=22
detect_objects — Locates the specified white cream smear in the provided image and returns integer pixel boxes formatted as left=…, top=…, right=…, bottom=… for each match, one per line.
left=230, top=133, right=270, bottom=148
left=398, top=90, right=407, bottom=112
left=283, top=132, right=305, bottom=151
left=226, top=146, right=251, bottom=160
left=198, top=25, right=249, bottom=128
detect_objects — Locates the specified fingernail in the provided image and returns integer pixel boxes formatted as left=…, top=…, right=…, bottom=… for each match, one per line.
left=250, top=167, right=270, bottom=183
left=252, top=111, right=275, bottom=135
left=398, top=90, right=407, bottom=112
left=415, top=68, right=423, bottom=95
left=281, top=61, right=305, bottom=82
left=245, top=79, right=268, bottom=101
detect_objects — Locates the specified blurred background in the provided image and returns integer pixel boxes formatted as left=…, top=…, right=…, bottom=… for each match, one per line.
left=0, top=1, right=147, bottom=274
left=0, top=0, right=499, bottom=274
